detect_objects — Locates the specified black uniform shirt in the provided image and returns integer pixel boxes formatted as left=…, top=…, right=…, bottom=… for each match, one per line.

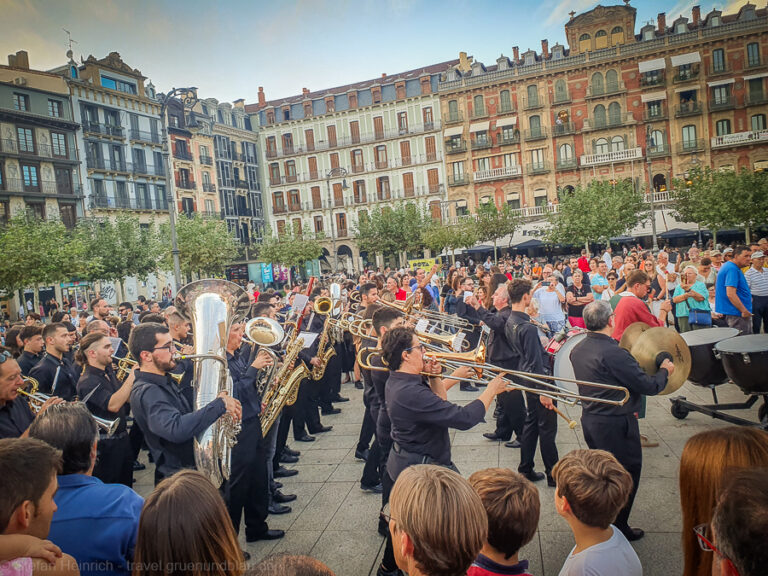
left=370, top=355, right=392, bottom=445
left=227, top=347, right=262, bottom=421
left=28, top=354, right=78, bottom=401
left=476, top=306, right=517, bottom=369
left=505, top=311, right=548, bottom=382
left=570, top=332, right=668, bottom=416
left=386, top=371, right=485, bottom=464
left=17, top=351, right=43, bottom=376
left=0, top=397, right=34, bottom=439
left=76, top=364, right=128, bottom=435
left=456, top=300, right=482, bottom=347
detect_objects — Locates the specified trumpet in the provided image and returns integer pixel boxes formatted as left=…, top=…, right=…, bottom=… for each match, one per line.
left=112, top=354, right=184, bottom=385
left=17, top=378, right=120, bottom=436
left=378, top=297, right=474, bottom=331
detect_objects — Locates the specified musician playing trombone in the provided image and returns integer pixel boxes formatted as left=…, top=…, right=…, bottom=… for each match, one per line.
left=569, top=300, right=675, bottom=543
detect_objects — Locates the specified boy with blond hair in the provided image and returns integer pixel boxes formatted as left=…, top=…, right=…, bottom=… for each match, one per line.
left=553, top=449, right=641, bottom=576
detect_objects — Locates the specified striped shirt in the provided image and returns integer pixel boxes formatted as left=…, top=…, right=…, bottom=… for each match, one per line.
left=745, top=266, right=768, bottom=297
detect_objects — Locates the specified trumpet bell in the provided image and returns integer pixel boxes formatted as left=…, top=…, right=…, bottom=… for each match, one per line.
left=244, top=317, right=285, bottom=347
left=314, top=297, right=333, bottom=315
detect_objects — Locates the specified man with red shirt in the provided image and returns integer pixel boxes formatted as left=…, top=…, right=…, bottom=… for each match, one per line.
left=612, top=270, right=672, bottom=342
left=577, top=249, right=591, bottom=274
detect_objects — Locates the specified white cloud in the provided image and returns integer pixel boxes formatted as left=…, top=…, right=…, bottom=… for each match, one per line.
left=544, top=0, right=598, bottom=26
left=666, top=0, right=698, bottom=20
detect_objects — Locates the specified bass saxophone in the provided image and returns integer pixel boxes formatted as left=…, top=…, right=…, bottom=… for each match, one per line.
left=176, top=279, right=251, bottom=487
left=260, top=336, right=308, bottom=436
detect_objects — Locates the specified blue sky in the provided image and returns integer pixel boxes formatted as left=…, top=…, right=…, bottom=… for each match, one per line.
left=0, top=0, right=751, bottom=103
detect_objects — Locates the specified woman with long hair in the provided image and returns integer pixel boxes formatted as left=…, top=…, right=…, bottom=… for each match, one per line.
left=644, top=256, right=667, bottom=317
left=680, top=427, right=768, bottom=576
left=133, top=470, right=246, bottom=576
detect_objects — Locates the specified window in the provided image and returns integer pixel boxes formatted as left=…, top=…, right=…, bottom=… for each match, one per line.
left=712, top=85, right=731, bottom=105
left=377, top=176, right=390, bottom=200
left=649, top=129, right=665, bottom=153
left=21, top=164, right=38, bottom=189
left=423, top=106, right=434, bottom=127
left=752, top=114, right=767, bottom=131
left=353, top=180, right=366, bottom=203
left=100, top=75, right=137, bottom=94
left=595, top=138, right=609, bottom=154
left=500, top=90, right=512, bottom=111
left=748, top=78, right=765, bottom=102
left=276, top=221, right=286, bottom=236
left=16, top=126, right=35, bottom=154
left=475, top=131, right=489, bottom=146
left=611, top=26, right=624, bottom=44
left=288, top=189, right=301, bottom=209
left=595, top=30, right=608, bottom=49
left=205, top=199, right=215, bottom=213
left=311, top=186, right=322, bottom=209
left=476, top=157, right=490, bottom=172
left=305, top=129, right=315, bottom=151
left=451, top=161, right=464, bottom=179
left=269, top=163, right=280, bottom=184
left=747, top=43, right=761, bottom=67
left=606, top=70, right=619, bottom=92
left=554, top=80, right=567, bottom=103
left=591, top=72, right=604, bottom=95
left=675, top=20, right=687, bottom=34
left=530, top=149, right=545, bottom=168
left=351, top=149, right=363, bottom=170
left=284, top=160, right=297, bottom=182
left=712, top=49, right=725, bottom=72
left=51, top=133, right=67, bottom=157
left=643, top=27, right=655, bottom=41
left=579, top=33, right=591, bottom=52
left=336, top=213, right=347, bottom=234
left=503, top=153, right=517, bottom=167
left=349, top=121, right=360, bottom=144
left=558, top=143, right=573, bottom=162
left=716, top=119, right=731, bottom=136
left=273, top=191, right=285, bottom=210
left=314, top=216, right=324, bottom=233
left=448, top=100, right=459, bottom=121
left=473, top=95, right=485, bottom=116
left=375, top=145, right=387, bottom=168
left=47, top=99, right=63, bottom=118
left=608, top=102, right=622, bottom=125
left=526, top=85, right=539, bottom=106
left=397, top=112, right=408, bottom=133
left=611, top=136, right=625, bottom=152
left=327, top=125, right=337, bottom=147
left=13, top=93, right=29, bottom=111
left=646, top=100, right=663, bottom=119
left=501, top=125, right=517, bottom=143
left=329, top=153, right=339, bottom=170
left=529, top=115, right=541, bottom=136
left=682, top=125, right=697, bottom=149
left=593, top=105, right=606, bottom=128
left=282, top=133, right=293, bottom=152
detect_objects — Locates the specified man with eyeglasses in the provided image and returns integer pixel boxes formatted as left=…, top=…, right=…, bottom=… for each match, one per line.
left=612, top=270, right=671, bottom=342
left=128, top=322, right=242, bottom=485
left=455, top=277, right=482, bottom=392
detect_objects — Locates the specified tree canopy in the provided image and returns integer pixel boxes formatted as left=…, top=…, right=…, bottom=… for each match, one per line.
left=473, top=202, right=522, bottom=260
left=257, top=224, right=324, bottom=270
left=354, top=203, right=429, bottom=264
left=159, top=214, right=239, bottom=278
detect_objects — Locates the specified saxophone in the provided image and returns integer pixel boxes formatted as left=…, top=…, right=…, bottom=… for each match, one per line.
left=310, top=297, right=336, bottom=380
left=260, top=336, right=307, bottom=436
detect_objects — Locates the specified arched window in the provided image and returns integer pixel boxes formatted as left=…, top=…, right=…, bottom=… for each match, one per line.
left=591, top=72, right=604, bottom=96
left=682, top=125, right=697, bottom=149
left=500, top=90, right=512, bottom=112
left=579, top=33, right=591, bottom=52
left=595, top=138, right=609, bottom=154
left=529, top=115, right=541, bottom=137
left=593, top=104, right=606, bottom=128
left=611, top=26, right=624, bottom=44
left=554, top=79, right=568, bottom=103
left=606, top=69, right=619, bottom=92
left=70, top=65, right=78, bottom=79
left=273, top=191, right=285, bottom=211
left=527, top=84, right=539, bottom=107
left=608, top=102, right=622, bottom=125
left=595, top=29, right=608, bottom=49
left=473, top=94, right=485, bottom=116
left=649, top=129, right=665, bottom=153
left=448, top=100, right=459, bottom=121
left=558, top=143, right=573, bottom=161
left=653, top=174, right=667, bottom=192
left=611, top=136, right=625, bottom=152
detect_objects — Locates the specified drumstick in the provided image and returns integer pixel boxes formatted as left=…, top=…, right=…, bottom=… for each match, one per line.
left=554, top=406, right=577, bottom=429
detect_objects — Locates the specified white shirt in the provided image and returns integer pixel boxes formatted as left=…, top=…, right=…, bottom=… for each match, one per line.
left=559, top=526, right=642, bottom=576
left=533, top=284, right=566, bottom=321
left=745, top=266, right=768, bottom=297
left=657, top=263, right=678, bottom=291
left=602, top=251, right=612, bottom=268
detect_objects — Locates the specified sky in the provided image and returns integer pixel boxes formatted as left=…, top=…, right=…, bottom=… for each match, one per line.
left=0, top=0, right=755, bottom=105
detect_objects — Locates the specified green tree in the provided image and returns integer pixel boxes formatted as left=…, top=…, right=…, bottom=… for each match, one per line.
left=159, top=215, right=239, bottom=279
left=258, top=224, right=323, bottom=283
left=671, top=166, right=736, bottom=245
left=473, top=202, right=523, bottom=261
left=354, top=203, right=429, bottom=266
left=422, top=218, right=479, bottom=264
left=546, top=179, right=648, bottom=250
left=735, top=168, right=768, bottom=243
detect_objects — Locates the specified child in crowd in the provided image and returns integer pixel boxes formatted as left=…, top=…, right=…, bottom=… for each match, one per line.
left=468, top=468, right=539, bottom=576
left=553, top=450, right=641, bottom=576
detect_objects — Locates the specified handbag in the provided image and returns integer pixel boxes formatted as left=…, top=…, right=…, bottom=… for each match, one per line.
left=688, top=308, right=712, bottom=327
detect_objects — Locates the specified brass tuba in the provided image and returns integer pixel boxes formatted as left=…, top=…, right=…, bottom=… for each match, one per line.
left=243, top=317, right=284, bottom=397
left=176, top=279, right=251, bottom=486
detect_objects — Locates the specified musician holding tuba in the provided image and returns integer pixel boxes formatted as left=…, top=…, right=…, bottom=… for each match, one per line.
left=128, top=323, right=242, bottom=485
left=570, top=300, right=674, bottom=543
left=0, top=347, right=64, bottom=439
left=76, top=332, right=135, bottom=487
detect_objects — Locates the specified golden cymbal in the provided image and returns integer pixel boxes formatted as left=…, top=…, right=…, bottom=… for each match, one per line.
left=619, top=322, right=651, bottom=351
left=630, top=327, right=691, bottom=395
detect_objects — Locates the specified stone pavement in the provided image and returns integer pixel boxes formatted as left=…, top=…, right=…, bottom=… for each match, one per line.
left=133, top=378, right=761, bottom=576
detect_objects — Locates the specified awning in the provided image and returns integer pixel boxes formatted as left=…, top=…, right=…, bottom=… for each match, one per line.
left=506, top=192, right=519, bottom=200
left=496, top=116, right=517, bottom=128
left=455, top=199, right=468, bottom=208
left=443, top=126, right=463, bottom=137
left=533, top=189, right=548, bottom=197
left=744, top=72, right=768, bottom=81
left=464, top=244, right=494, bottom=253
left=671, top=52, right=701, bottom=66
left=514, top=238, right=544, bottom=249
left=660, top=228, right=697, bottom=239
left=470, top=121, right=490, bottom=133
left=641, top=91, right=667, bottom=103
left=675, top=87, right=699, bottom=93
left=638, top=58, right=666, bottom=73
left=707, top=78, right=735, bottom=87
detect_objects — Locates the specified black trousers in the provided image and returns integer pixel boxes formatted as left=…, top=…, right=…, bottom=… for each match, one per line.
left=293, top=378, right=321, bottom=438
left=357, top=401, right=375, bottom=453
left=94, top=433, right=133, bottom=487
left=274, top=403, right=295, bottom=471
left=494, top=390, right=526, bottom=440
left=224, top=417, right=269, bottom=538
left=361, top=437, right=381, bottom=487
left=752, top=295, right=768, bottom=334
left=518, top=392, right=559, bottom=476
left=582, top=412, right=642, bottom=534
left=321, top=351, right=342, bottom=407
left=128, top=418, right=145, bottom=460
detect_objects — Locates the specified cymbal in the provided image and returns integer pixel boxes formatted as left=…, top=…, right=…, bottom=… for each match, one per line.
left=630, top=327, right=691, bottom=395
left=619, top=322, right=651, bottom=351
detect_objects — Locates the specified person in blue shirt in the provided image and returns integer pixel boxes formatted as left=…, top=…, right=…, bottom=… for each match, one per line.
left=29, top=402, right=144, bottom=576
left=714, top=245, right=753, bottom=334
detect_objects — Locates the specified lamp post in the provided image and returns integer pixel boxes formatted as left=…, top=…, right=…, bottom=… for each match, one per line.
left=159, top=87, right=198, bottom=289
left=645, top=124, right=659, bottom=251
left=325, top=167, right=348, bottom=272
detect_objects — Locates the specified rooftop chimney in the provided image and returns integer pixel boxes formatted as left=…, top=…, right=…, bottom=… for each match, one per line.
left=513, top=46, right=520, bottom=62
left=8, top=50, right=29, bottom=69
left=258, top=86, right=265, bottom=107
left=541, top=39, right=549, bottom=59
left=657, top=12, right=666, bottom=34
left=692, top=5, right=701, bottom=26
left=302, top=87, right=310, bottom=96
left=382, top=73, right=387, bottom=78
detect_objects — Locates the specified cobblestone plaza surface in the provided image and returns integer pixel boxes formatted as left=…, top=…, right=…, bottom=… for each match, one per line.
left=134, top=380, right=760, bottom=576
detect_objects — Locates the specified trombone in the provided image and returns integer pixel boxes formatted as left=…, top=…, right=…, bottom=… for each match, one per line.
left=378, top=296, right=475, bottom=331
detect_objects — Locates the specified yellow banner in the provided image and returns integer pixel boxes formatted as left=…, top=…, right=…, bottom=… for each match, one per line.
left=408, top=257, right=441, bottom=271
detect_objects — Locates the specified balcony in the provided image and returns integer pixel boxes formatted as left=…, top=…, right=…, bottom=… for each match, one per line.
left=647, top=141, right=671, bottom=158
left=86, top=156, right=128, bottom=172
left=580, top=147, right=643, bottom=167
left=644, top=105, right=668, bottom=121
left=586, top=116, right=627, bottom=131
left=551, top=91, right=571, bottom=105
left=522, top=95, right=543, bottom=110
left=746, top=91, right=768, bottom=106
left=334, top=196, right=345, bottom=207
left=133, top=163, right=165, bottom=177
left=709, top=62, right=731, bottom=76
left=174, top=148, right=193, bottom=161
left=448, top=174, right=469, bottom=187
left=175, top=178, right=196, bottom=190
left=552, top=122, right=576, bottom=136
left=199, top=154, right=213, bottom=165
left=675, top=102, right=703, bottom=117
left=84, top=122, right=124, bottom=138
left=202, top=182, right=216, bottom=193
left=444, top=111, right=464, bottom=125
left=351, top=163, right=365, bottom=174
left=471, top=107, right=489, bottom=119
left=337, top=228, right=349, bottom=238
left=92, top=195, right=168, bottom=211
left=471, top=139, right=491, bottom=151
left=556, top=157, right=578, bottom=170
left=586, top=82, right=627, bottom=98
left=273, top=204, right=286, bottom=215
left=524, top=128, right=548, bottom=141
left=0, top=178, right=84, bottom=198
left=266, top=149, right=277, bottom=159
left=445, top=140, right=467, bottom=154
left=0, top=139, right=79, bottom=162
left=473, top=166, right=522, bottom=182
left=129, top=129, right=160, bottom=144
left=499, top=133, right=521, bottom=146
left=287, top=202, right=302, bottom=212
left=498, top=102, right=516, bottom=114
left=676, top=140, right=706, bottom=154
left=640, top=73, right=666, bottom=88
left=526, top=161, right=550, bottom=175
left=708, top=96, right=737, bottom=112
left=673, top=67, right=700, bottom=83
left=374, top=160, right=388, bottom=169
left=711, top=129, right=768, bottom=149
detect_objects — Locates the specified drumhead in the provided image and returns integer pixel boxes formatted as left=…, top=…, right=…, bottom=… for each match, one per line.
left=681, top=327, right=739, bottom=347
left=715, top=334, right=768, bottom=354
left=553, top=332, right=588, bottom=394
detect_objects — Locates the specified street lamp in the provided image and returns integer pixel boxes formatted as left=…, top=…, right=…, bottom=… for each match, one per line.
left=159, top=87, right=198, bottom=289
left=645, top=124, right=658, bottom=251
left=325, top=167, right=348, bottom=272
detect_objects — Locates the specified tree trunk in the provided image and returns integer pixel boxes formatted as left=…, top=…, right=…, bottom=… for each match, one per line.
left=33, top=282, right=40, bottom=319
left=493, top=238, right=498, bottom=262
left=745, top=225, right=751, bottom=244
left=585, top=240, right=590, bottom=254
left=712, top=229, right=718, bottom=246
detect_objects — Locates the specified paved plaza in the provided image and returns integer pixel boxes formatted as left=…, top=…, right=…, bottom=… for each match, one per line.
left=134, top=379, right=761, bottom=576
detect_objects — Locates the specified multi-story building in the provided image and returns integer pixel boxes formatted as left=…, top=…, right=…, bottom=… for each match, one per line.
left=437, top=2, right=768, bottom=220
left=58, top=51, right=169, bottom=225
left=0, top=50, right=83, bottom=227
left=247, top=61, right=456, bottom=271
